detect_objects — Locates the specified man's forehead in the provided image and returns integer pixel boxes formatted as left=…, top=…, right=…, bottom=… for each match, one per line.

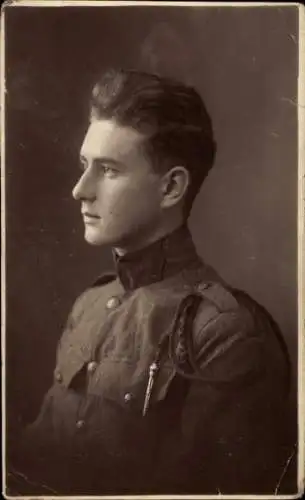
left=80, top=119, right=145, bottom=159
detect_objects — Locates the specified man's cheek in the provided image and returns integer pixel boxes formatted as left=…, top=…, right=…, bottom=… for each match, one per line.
left=110, top=188, right=138, bottom=213
left=101, top=198, right=134, bottom=225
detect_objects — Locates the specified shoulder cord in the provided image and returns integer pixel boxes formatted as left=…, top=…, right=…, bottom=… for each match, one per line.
left=169, top=293, right=206, bottom=380
left=144, top=290, right=293, bottom=408
left=167, top=289, right=292, bottom=395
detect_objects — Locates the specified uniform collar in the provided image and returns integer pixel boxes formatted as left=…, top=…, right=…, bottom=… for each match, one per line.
left=113, top=224, right=202, bottom=291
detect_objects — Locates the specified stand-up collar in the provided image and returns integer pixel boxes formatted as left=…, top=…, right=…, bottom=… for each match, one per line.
left=113, top=224, right=202, bottom=291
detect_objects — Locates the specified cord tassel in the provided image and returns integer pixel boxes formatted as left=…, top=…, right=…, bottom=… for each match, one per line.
left=142, top=361, right=159, bottom=416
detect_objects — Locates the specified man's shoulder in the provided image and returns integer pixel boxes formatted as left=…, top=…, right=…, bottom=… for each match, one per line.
left=69, top=271, right=118, bottom=317
left=177, top=263, right=248, bottom=330
left=190, top=280, right=254, bottom=342
left=191, top=278, right=289, bottom=384
left=193, top=280, right=282, bottom=340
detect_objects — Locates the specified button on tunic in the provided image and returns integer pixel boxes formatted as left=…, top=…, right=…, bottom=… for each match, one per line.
left=106, top=296, right=121, bottom=310
left=54, top=369, right=62, bottom=383
left=87, top=361, right=98, bottom=373
left=124, top=393, right=132, bottom=403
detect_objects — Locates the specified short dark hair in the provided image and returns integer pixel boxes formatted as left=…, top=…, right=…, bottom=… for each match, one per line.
left=90, top=69, right=216, bottom=216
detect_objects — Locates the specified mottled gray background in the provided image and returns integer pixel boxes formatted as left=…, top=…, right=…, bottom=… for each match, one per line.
left=6, top=6, right=298, bottom=433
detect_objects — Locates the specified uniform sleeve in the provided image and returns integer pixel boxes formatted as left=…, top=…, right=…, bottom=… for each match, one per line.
left=156, top=308, right=291, bottom=494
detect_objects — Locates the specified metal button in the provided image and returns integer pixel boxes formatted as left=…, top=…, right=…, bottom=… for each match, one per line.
left=54, top=369, right=62, bottom=383
left=124, top=392, right=133, bottom=403
left=106, top=296, right=121, bottom=310
left=87, top=361, right=98, bottom=373
left=76, top=419, right=85, bottom=429
left=198, top=282, right=210, bottom=291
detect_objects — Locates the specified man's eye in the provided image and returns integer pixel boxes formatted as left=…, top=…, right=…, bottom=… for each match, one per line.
left=101, top=165, right=117, bottom=176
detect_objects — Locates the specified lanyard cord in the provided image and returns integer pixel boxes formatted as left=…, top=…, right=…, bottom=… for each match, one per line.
left=169, top=290, right=292, bottom=393
left=169, top=293, right=204, bottom=380
left=143, top=287, right=292, bottom=414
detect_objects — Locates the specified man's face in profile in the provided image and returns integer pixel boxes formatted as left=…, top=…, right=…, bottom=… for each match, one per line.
left=73, top=119, right=164, bottom=251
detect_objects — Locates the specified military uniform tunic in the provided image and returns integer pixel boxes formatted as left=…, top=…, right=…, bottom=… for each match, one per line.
left=13, top=225, right=292, bottom=495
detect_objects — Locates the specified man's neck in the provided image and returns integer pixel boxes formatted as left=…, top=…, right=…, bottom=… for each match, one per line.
left=112, top=222, right=201, bottom=291
left=113, top=219, right=184, bottom=258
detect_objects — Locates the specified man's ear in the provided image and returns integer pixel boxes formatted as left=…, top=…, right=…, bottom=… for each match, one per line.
left=160, top=166, right=190, bottom=209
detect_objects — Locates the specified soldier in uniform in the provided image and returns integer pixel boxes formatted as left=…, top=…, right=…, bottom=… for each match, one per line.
left=10, top=69, right=294, bottom=495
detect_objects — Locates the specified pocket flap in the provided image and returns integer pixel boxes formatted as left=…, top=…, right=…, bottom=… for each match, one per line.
left=88, top=359, right=176, bottom=413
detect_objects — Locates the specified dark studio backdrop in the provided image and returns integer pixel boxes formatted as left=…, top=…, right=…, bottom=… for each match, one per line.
left=5, top=5, right=298, bottom=443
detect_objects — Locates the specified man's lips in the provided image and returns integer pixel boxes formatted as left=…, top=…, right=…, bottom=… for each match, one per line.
left=82, top=211, right=100, bottom=218
left=82, top=212, right=101, bottom=222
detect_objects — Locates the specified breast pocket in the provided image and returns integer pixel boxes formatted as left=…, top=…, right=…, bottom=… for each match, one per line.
left=84, top=358, right=179, bottom=460
left=87, top=358, right=177, bottom=415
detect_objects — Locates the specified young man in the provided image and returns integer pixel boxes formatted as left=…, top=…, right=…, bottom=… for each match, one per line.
left=11, top=69, right=293, bottom=495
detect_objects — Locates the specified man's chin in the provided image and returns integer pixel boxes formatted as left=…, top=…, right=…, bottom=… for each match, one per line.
left=84, top=228, right=110, bottom=247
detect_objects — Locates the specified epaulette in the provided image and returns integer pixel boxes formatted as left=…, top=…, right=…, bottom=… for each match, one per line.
left=91, top=272, right=117, bottom=288
left=196, top=281, right=239, bottom=312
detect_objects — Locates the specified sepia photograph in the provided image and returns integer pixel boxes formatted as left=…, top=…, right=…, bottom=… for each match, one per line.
left=2, top=1, right=303, bottom=497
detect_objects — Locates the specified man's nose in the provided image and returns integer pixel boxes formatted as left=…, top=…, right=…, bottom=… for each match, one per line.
left=72, top=168, right=96, bottom=201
